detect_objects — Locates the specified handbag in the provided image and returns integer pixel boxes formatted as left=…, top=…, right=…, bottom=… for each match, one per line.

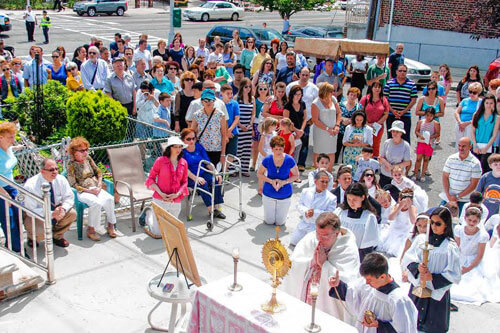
left=197, top=110, right=216, bottom=141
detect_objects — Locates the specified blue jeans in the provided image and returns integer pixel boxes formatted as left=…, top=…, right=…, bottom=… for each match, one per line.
left=188, top=173, right=224, bottom=207
left=0, top=185, right=21, bottom=252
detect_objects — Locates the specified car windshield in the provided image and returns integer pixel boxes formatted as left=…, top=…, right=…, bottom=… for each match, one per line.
left=252, top=29, right=283, bottom=41
left=200, top=2, right=215, bottom=8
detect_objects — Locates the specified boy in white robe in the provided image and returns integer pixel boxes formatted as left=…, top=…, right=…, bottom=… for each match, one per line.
left=283, top=212, right=360, bottom=323
left=328, top=252, right=418, bottom=333
left=291, top=171, right=337, bottom=246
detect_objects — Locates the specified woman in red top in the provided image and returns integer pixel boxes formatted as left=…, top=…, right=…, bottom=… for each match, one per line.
left=144, top=136, right=189, bottom=238
left=279, top=118, right=295, bottom=156
left=262, top=81, right=287, bottom=121
left=360, top=81, right=389, bottom=157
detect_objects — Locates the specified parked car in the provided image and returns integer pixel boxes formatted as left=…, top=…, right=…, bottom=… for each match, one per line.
left=284, top=26, right=344, bottom=43
left=0, top=12, right=12, bottom=33
left=206, top=25, right=291, bottom=49
left=484, top=57, right=500, bottom=88
left=183, top=1, right=244, bottom=22
left=73, top=0, right=128, bottom=17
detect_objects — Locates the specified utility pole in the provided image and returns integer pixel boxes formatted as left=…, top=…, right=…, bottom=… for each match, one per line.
left=366, top=0, right=379, bottom=39
left=168, top=0, right=175, bottom=45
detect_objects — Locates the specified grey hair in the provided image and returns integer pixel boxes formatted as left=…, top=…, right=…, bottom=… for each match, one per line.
left=40, top=158, right=55, bottom=170
left=66, top=61, right=78, bottom=71
left=135, top=58, right=146, bottom=65
left=315, top=170, right=330, bottom=181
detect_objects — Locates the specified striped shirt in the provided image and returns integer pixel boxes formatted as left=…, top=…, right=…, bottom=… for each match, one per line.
left=442, top=152, right=482, bottom=201
left=384, top=78, right=417, bottom=116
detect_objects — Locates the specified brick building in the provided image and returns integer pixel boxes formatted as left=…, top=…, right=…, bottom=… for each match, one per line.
left=347, top=0, right=500, bottom=69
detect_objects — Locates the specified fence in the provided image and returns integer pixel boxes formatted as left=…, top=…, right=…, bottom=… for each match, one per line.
left=345, top=2, right=370, bottom=25
left=0, top=174, right=55, bottom=284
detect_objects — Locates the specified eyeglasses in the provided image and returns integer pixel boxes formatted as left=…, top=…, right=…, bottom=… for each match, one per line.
left=88, top=52, right=97, bottom=55
left=202, top=99, right=214, bottom=103
left=185, top=137, right=196, bottom=141
left=397, top=69, right=407, bottom=73
left=43, top=168, right=58, bottom=172
left=76, top=149, right=88, bottom=153
left=184, top=78, right=194, bottom=82
left=431, top=220, right=443, bottom=227
left=52, top=55, right=59, bottom=58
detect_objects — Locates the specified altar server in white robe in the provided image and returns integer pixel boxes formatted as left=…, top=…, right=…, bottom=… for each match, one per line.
left=290, top=171, right=337, bottom=246
left=283, top=212, right=360, bottom=322
left=334, top=182, right=379, bottom=262
left=328, top=252, right=418, bottom=333
left=402, top=207, right=461, bottom=333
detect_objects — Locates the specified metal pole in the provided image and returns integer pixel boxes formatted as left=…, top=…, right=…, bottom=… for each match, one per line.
left=42, top=182, right=56, bottom=284
left=387, top=0, right=395, bottom=42
left=366, top=0, right=378, bottom=39
left=168, top=0, right=175, bottom=46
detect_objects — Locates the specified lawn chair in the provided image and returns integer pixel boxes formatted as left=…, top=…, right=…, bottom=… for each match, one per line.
left=107, top=145, right=154, bottom=232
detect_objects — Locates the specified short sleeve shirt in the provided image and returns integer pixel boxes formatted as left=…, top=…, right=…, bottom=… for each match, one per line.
left=459, top=98, right=480, bottom=122
left=104, top=72, right=136, bottom=104
left=443, top=152, right=482, bottom=201
left=380, top=139, right=411, bottom=177
left=226, top=100, right=240, bottom=136
left=193, top=109, right=225, bottom=152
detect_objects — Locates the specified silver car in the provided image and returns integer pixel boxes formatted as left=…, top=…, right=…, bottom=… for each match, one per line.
left=183, top=1, right=244, bottom=22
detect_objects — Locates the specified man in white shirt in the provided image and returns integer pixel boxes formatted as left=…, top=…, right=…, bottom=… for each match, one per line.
left=290, top=171, right=337, bottom=246
left=207, top=43, right=224, bottom=64
left=23, top=158, right=76, bottom=248
left=133, top=39, right=152, bottom=70
left=23, top=6, right=37, bottom=42
left=81, top=46, right=110, bottom=90
left=195, top=38, right=210, bottom=65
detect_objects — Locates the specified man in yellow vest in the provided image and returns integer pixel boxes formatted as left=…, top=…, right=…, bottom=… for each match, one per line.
left=40, top=10, right=51, bottom=45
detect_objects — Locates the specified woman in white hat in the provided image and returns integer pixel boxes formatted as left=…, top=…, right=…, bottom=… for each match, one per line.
left=144, top=136, right=189, bottom=238
left=378, top=120, right=412, bottom=187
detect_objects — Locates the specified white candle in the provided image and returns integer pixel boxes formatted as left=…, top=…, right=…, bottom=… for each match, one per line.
left=232, top=247, right=240, bottom=259
left=310, top=283, right=319, bottom=297
left=426, top=219, right=431, bottom=243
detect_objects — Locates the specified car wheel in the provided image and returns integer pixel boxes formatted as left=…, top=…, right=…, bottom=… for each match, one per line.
left=87, top=7, right=96, bottom=17
left=116, top=7, right=125, bottom=16
left=231, top=12, right=239, bottom=21
left=201, top=13, right=209, bottom=22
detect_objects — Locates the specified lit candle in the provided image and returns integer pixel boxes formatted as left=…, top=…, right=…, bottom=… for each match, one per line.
left=232, top=247, right=240, bottom=259
left=310, top=283, right=319, bottom=297
left=425, top=218, right=431, bottom=243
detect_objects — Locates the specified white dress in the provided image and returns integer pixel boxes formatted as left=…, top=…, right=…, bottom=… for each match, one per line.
left=256, top=131, right=276, bottom=169
left=391, top=177, right=429, bottom=213
left=378, top=209, right=414, bottom=258
left=334, top=208, right=379, bottom=250
left=451, top=225, right=500, bottom=304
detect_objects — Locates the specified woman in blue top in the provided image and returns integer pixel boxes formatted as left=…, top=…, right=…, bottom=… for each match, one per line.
left=168, top=38, right=184, bottom=68
left=47, top=50, right=67, bottom=85
left=257, top=136, right=299, bottom=226
left=150, top=64, right=175, bottom=94
left=222, top=42, right=237, bottom=78
left=471, top=94, right=500, bottom=173
left=181, top=128, right=225, bottom=219
left=454, top=81, right=482, bottom=147
left=0, top=122, right=21, bottom=253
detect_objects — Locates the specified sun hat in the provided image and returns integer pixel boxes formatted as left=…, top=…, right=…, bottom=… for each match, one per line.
left=388, top=120, right=406, bottom=134
left=166, top=136, right=187, bottom=149
left=201, top=88, right=216, bottom=101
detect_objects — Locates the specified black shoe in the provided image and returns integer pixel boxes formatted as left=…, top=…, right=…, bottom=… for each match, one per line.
left=53, top=238, right=70, bottom=248
left=27, top=239, right=39, bottom=248
left=43, top=41, right=49, bottom=44
left=450, top=303, right=458, bottom=312
left=213, top=209, right=226, bottom=219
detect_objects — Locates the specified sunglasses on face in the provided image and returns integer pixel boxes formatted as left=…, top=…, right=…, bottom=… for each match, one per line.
left=43, top=168, right=58, bottom=172
left=428, top=87, right=436, bottom=90
left=469, top=91, right=478, bottom=95
left=76, top=149, right=88, bottom=153
left=202, top=99, right=214, bottom=103
left=258, top=87, right=268, bottom=91
left=52, top=55, right=59, bottom=58
left=2, top=68, right=9, bottom=72
left=431, top=220, right=443, bottom=227
left=185, top=137, right=196, bottom=141
left=169, top=67, right=177, bottom=71
left=364, top=174, right=374, bottom=177
left=13, top=63, right=21, bottom=66
left=398, top=69, right=407, bottom=72
left=184, top=78, right=194, bottom=82
left=89, top=52, right=97, bottom=55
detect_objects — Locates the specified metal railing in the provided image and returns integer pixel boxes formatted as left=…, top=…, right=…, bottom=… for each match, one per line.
left=345, top=2, right=370, bottom=25
left=0, top=174, right=55, bottom=284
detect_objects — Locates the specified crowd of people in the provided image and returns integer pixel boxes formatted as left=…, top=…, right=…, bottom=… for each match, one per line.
left=0, top=28, right=500, bottom=333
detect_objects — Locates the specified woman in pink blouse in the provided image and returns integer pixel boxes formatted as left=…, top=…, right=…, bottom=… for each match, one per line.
left=360, top=81, right=389, bottom=157
left=144, top=136, right=189, bottom=238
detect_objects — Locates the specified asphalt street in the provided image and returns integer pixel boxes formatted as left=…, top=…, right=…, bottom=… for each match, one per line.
left=0, top=7, right=499, bottom=333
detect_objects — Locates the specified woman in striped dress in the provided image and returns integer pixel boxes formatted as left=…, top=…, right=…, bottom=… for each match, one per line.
left=236, top=78, right=255, bottom=177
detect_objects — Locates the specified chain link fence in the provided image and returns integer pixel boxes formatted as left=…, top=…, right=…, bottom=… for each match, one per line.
left=13, top=117, right=176, bottom=213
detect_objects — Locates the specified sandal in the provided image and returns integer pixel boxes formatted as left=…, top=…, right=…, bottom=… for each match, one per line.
left=107, top=227, right=117, bottom=238
left=87, top=230, right=101, bottom=242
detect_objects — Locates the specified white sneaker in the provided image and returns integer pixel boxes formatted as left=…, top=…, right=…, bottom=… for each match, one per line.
left=114, top=228, right=124, bottom=237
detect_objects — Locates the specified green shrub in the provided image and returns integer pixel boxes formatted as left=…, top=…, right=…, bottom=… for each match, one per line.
left=4, top=80, right=73, bottom=144
left=0, top=0, right=75, bottom=10
left=66, top=90, right=128, bottom=145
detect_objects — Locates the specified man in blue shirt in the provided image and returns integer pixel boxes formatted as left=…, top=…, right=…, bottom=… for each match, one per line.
left=221, top=84, right=240, bottom=161
left=388, top=43, right=405, bottom=79
left=109, top=33, right=121, bottom=57
left=23, top=46, right=48, bottom=88
left=276, top=51, right=300, bottom=85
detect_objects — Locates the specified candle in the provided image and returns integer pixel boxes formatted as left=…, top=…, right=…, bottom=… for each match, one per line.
left=310, top=283, right=319, bottom=297
left=425, top=219, right=431, bottom=243
left=232, top=247, right=239, bottom=259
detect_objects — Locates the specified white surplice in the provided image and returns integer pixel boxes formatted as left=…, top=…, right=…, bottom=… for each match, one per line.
left=401, top=234, right=461, bottom=301
left=342, top=279, right=418, bottom=333
left=282, top=229, right=360, bottom=323
left=334, top=208, right=379, bottom=250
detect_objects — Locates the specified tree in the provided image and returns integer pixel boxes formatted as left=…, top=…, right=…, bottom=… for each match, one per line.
left=458, top=0, right=500, bottom=39
left=253, top=0, right=329, bottom=19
